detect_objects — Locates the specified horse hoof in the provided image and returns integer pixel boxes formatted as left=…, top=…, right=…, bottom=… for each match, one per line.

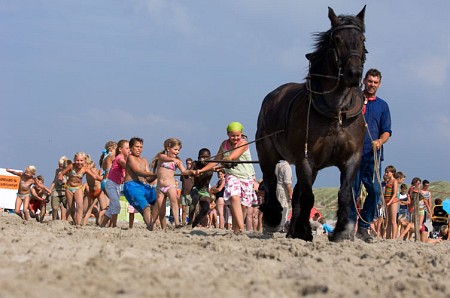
left=287, top=231, right=313, bottom=241
left=263, top=222, right=281, bottom=235
left=328, top=229, right=354, bottom=242
left=260, top=204, right=282, bottom=228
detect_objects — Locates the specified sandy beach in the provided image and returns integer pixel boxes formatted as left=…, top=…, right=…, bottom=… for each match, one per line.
left=0, top=212, right=448, bottom=298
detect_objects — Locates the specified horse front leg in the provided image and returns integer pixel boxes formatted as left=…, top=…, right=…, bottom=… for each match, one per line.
left=329, top=161, right=360, bottom=242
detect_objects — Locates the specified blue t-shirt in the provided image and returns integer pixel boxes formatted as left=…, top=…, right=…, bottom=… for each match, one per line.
left=363, top=96, right=392, bottom=160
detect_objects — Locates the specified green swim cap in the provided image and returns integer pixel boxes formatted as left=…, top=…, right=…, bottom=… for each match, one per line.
left=226, top=121, right=244, bottom=132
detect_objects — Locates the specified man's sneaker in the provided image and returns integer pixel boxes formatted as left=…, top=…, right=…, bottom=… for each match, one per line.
left=355, top=227, right=374, bottom=243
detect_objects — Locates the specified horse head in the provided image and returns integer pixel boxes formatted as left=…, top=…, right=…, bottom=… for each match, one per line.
left=328, top=6, right=366, bottom=87
left=306, top=6, right=367, bottom=90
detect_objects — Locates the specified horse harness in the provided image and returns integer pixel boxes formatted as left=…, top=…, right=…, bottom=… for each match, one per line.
left=282, top=83, right=363, bottom=132
left=310, top=85, right=364, bottom=125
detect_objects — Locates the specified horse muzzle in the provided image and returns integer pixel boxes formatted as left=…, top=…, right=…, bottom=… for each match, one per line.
left=342, top=66, right=363, bottom=87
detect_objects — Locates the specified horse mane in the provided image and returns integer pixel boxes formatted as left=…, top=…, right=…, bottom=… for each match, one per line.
left=307, top=14, right=366, bottom=70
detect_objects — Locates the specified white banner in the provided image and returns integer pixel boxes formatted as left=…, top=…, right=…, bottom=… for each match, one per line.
left=0, top=168, right=20, bottom=209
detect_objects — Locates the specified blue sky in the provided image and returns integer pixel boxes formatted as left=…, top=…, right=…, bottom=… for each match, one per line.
left=1, top=1, right=449, bottom=188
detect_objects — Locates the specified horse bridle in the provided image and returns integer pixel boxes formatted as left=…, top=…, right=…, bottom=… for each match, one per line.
left=304, top=24, right=366, bottom=157
left=329, top=24, right=366, bottom=68
left=307, top=24, right=366, bottom=95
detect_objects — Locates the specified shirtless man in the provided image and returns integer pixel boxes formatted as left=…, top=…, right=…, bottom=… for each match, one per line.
left=7, top=165, right=37, bottom=220
left=122, top=137, right=157, bottom=230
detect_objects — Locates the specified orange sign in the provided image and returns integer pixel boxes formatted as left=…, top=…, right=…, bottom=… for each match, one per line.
left=0, top=175, right=20, bottom=190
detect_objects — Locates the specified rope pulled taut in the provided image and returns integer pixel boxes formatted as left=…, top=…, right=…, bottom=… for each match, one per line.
left=209, top=129, right=285, bottom=160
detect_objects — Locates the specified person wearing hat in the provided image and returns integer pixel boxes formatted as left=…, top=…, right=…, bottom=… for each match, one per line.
left=197, top=122, right=257, bottom=234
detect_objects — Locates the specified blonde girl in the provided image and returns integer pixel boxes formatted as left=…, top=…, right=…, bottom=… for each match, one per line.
left=6, top=165, right=37, bottom=220
left=197, top=122, right=257, bottom=234
left=59, top=152, right=102, bottom=225
left=153, top=138, right=194, bottom=229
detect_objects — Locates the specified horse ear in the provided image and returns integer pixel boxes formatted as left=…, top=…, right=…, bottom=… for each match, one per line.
left=328, top=7, right=339, bottom=27
left=305, top=53, right=313, bottom=61
left=356, top=5, right=366, bottom=23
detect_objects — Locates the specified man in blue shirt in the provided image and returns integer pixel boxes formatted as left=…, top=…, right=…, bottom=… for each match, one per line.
left=350, top=68, right=392, bottom=242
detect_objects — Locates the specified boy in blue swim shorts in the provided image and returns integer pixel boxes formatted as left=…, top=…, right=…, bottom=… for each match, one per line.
left=123, top=137, right=157, bottom=230
left=123, top=180, right=156, bottom=213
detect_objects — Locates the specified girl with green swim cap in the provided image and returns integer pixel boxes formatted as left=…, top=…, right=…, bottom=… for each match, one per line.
left=226, top=121, right=244, bottom=133
left=197, top=122, right=257, bottom=234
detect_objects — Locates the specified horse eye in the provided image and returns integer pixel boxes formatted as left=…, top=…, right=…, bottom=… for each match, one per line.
left=334, top=35, right=343, bottom=45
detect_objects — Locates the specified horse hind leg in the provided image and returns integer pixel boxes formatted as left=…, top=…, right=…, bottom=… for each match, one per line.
left=287, top=182, right=313, bottom=241
left=260, top=180, right=283, bottom=233
left=257, top=141, right=283, bottom=233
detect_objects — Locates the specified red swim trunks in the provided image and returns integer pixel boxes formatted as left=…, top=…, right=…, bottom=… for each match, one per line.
left=29, top=199, right=45, bottom=212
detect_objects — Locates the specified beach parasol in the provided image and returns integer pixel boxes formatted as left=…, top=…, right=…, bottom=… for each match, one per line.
left=442, top=198, right=450, bottom=214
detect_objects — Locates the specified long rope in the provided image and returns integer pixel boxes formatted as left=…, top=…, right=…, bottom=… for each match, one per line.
left=353, top=111, right=385, bottom=227
left=304, top=80, right=314, bottom=158
left=209, top=129, right=285, bottom=160
left=202, top=160, right=259, bottom=164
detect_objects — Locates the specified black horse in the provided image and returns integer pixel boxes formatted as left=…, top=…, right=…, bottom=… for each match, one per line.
left=256, top=6, right=367, bottom=242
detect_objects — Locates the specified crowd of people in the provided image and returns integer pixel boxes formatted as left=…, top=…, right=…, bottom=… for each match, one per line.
left=4, top=122, right=267, bottom=234
left=4, top=125, right=450, bottom=243
left=352, top=167, right=449, bottom=243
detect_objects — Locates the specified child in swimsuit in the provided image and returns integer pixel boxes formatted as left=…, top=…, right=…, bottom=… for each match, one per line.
left=153, top=138, right=195, bottom=230
left=59, top=152, right=103, bottom=225
left=189, top=148, right=214, bottom=228
left=122, top=137, right=157, bottom=230
left=408, top=177, right=429, bottom=237
left=29, top=175, right=51, bottom=223
left=383, top=165, right=398, bottom=239
left=210, top=169, right=226, bottom=229
left=49, top=156, right=69, bottom=221
left=208, top=198, right=218, bottom=228
left=7, top=165, right=37, bottom=220
left=82, top=157, right=104, bottom=225
left=420, top=180, right=432, bottom=224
